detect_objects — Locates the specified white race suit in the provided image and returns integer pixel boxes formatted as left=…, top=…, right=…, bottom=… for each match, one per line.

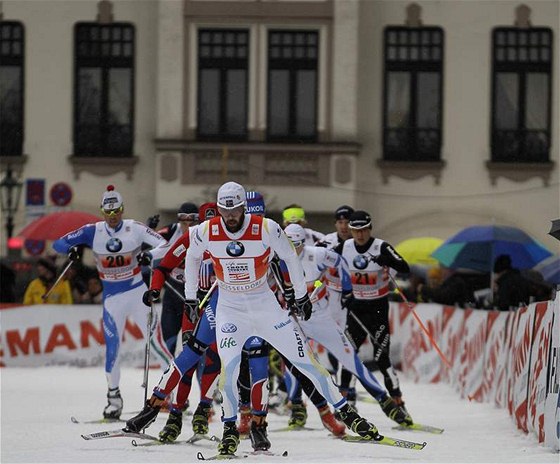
left=185, top=214, right=347, bottom=421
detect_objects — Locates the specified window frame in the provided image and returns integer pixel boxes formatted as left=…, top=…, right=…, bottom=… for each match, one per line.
left=490, top=27, right=553, bottom=163
left=266, top=29, right=319, bottom=143
left=73, top=21, right=135, bottom=157
left=196, top=28, right=249, bottom=142
left=382, top=26, right=444, bottom=162
left=0, top=21, right=25, bottom=157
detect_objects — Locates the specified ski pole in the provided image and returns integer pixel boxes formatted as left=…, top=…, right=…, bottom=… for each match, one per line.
left=387, top=272, right=452, bottom=369
left=141, top=270, right=154, bottom=401
left=164, top=280, right=186, bottom=303
left=41, top=260, right=73, bottom=301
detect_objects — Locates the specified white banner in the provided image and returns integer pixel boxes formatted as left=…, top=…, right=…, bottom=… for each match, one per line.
left=544, top=295, right=560, bottom=451
left=0, top=304, right=163, bottom=367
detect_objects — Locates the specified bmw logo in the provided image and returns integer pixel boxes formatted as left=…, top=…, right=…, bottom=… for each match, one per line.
left=106, top=238, right=123, bottom=253
left=221, top=323, right=238, bottom=333
left=353, top=254, right=369, bottom=270
left=226, top=241, right=245, bottom=257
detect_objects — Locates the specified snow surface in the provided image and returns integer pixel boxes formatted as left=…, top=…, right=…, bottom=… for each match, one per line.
left=1, top=366, right=557, bottom=464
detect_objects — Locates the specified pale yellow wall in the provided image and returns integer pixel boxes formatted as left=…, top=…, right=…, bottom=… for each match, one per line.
left=2, top=0, right=159, bottom=239
left=353, top=0, right=560, bottom=251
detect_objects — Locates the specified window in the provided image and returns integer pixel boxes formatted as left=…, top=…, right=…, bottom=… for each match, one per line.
left=491, top=28, right=553, bottom=162
left=383, top=27, right=444, bottom=161
left=74, top=22, right=135, bottom=156
left=197, top=29, right=249, bottom=141
left=0, top=21, right=24, bottom=156
left=267, top=30, right=318, bottom=142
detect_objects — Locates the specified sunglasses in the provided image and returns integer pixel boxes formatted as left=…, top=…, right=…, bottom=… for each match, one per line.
left=101, top=206, right=123, bottom=216
left=178, top=213, right=199, bottom=222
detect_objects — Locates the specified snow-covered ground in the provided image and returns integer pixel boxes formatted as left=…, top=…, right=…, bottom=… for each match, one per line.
left=1, top=366, right=557, bottom=463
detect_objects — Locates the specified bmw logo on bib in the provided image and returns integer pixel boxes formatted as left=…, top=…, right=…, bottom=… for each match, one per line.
left=106, top=237, right=123, bottom=253
left=353, top=254, right=369, bottom=270
left=226, top=241, right=245, bottom=257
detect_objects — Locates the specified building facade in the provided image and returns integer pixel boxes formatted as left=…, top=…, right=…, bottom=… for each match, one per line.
left=1, top=0, right=558, bottom=256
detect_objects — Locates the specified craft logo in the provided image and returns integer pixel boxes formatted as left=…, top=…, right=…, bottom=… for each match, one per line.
left=173, top=244, right=186, bottom=257
left=353, top=254, right=368, bottom=270
left=106, top=238, right=123, bottom=252
left=226, top=241, right=245, bottom=257
left=221, top=323, right=238, bottom=333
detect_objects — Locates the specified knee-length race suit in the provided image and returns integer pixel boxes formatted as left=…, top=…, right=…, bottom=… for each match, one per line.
left=53, top=220, right=173, bottom=389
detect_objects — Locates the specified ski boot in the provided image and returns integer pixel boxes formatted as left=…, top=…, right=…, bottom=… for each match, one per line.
left=103, top=388, right=123, bottom=420
left=125, top=395, right=165, bottom=432
left=237, top=405, right=251, bottom=435
left=318, top=405, right=346, bottom=436
left=249, top=415, right=271, bottom=451
left=380, top=395, right=413, bottom=426
left=218, top=421, right=240, bottom=456
left=159, top=409, right=182, bottom=442
left=287, top=402, right=307, bottom=428
left=192, top=401, right=212, bottom=435
left=336, top=404, right=381, bottom=440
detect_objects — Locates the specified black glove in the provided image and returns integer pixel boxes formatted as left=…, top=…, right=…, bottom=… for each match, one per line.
left=184, top=299, right=200, bottom=324
left=68, top=246, right=80, bottom=262
left=147, top=214, right=160, bottom=230
left=370, top=253, right=390, bottom=267
left=142, top=289, right=160, bottom=307
left=293, top=294, right=313, bottom=321
left=341, top=289, right=354, bottom=309
left=137, top=251, right=153, bottom=266
left=196, top=289, right=209, bottom=307
left=283, top=286, right=295, bottom=307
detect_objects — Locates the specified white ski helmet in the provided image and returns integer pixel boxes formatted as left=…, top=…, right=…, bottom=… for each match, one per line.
left=284, top=223, right=306, bottom=247
left=217, top=181, right=246, bottom=209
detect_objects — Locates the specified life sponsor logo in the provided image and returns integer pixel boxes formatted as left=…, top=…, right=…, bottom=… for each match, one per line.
left=221, top=322, right=238, bottom=333
left=247, top=205, right=264, bottom=215
left=211, top=224, right=219, bottom=236
left=251, top=224, right=260, bottom=235
left=106, top=238, right=123, bottom=253
left=226, top=241, right=245, bottom=257
left=353, top=254, right=369, bottom=270
left=220, top=337, right=237, bottom=349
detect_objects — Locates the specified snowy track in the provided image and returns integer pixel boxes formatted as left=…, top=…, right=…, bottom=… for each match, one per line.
left=1, top=367, right=556, bottom=463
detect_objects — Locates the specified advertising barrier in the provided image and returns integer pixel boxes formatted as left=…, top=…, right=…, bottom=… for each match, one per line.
left=1, top=294, right=559, bottom=451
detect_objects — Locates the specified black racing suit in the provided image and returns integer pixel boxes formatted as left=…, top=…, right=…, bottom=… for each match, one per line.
left=336, top=237, right=409, bottom=400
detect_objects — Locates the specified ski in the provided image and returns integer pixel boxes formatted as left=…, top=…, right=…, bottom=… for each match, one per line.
left=131, top=434, right=219, bottom=447
left=81, top=428, right=160, bottom=441
left=342, top=434, right=427, bottom=450
left=393, top=423, right=444, bottom=434
left=269, top=424, right=321, bottom=433
left=71, top=416, right=125, bottom=425
left=197, top=450, right=288, bottom=461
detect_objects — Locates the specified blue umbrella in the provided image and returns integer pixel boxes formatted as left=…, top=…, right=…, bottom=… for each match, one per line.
left=431, top=225, right=553, bottom=273
left=534, top=255, right=560, bottom=285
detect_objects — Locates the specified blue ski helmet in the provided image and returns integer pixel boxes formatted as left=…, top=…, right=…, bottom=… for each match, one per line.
left=246, top=191, right=265, bottom=216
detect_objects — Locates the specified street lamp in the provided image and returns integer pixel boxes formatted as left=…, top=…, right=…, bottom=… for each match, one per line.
left=0, top=167, right=24, bottom=239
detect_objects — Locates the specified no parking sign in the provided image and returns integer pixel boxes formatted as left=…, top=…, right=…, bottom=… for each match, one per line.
left=50, top=182, right=73, bottom=207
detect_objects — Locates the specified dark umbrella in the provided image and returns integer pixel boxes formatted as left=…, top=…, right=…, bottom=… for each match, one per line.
left=431, top=224, right=553, bottom=273
left=549, top=219, right=560, bottom=241
left=16, top=211, right=101, bottom=241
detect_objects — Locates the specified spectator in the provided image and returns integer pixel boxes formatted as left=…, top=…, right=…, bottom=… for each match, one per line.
left=417, top=266, right=472, bottom=307
left=0, top=261, right=16, bottom=303
left=81, top=276, right=103, bottom=304
left=23, top=258, right=73, bottom=305
left=492, top=254, right=530, bottom=311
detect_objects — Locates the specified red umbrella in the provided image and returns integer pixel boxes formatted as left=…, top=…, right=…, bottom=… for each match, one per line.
left=16, top=211, right=101, bottom=241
